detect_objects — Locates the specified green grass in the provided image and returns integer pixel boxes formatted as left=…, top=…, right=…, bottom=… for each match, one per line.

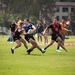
left=0, top=35, right=75, bottom=75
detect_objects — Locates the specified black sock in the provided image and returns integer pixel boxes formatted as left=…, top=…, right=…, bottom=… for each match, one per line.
left=57, top=46, right=59, bottom=50
left=44, top=47, right=46, bottom=50
left=39, top=48, right=42, bottom=52
left=27, top=49, right=33, bottom=52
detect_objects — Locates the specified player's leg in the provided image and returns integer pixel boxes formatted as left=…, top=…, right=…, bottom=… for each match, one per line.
left=57, top=37, right=68, bottom=52
left=44, top=34, right=47, bottom=44
left=44, top=33, right=48, bottom=44
left=11, top=40, right=21, bottom=54
left=56, top=33, right=64, bottom=52
left=29, top=38, right=43, bottom=53
left=59, top=34, right=65, bottom=49
left=20, top=37, right=28, bottom=50
left=10, top=32, right=13, bottom=43
left=56, top=40, right=62, bottom=52
left=60, top=43, right=68, bottom=52
left=37, top=33, right=39, bottom=42
left=46, top=34, right=48, bottom=44
left=42, top=40, right=54, bottom=51
left=40, top=34, right=42, bottom=42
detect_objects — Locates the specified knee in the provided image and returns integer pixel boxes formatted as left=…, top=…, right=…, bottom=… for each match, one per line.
left=33, top=45, right=36, bottom=48
left=34, top=44, right=37, bottom=47
left=18, top=43, right=21, bottom=47
left=50, top=43, right=53, bottom=46
left=33, top=42, right=37, bottom=47
left=24, top=41, right=26, bottom=44
left=49, top=42, right=53, bottom=45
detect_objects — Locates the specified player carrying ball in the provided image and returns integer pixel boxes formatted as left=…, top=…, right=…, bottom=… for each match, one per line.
left=22, top=18, right=45, bottom=54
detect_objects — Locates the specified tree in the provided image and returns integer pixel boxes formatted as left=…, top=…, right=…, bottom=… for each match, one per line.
left=36, top=0, right=56, bottom=20
left=0, top=0, right=56, bottom=28
left=0, top=0, right=16, bottom=27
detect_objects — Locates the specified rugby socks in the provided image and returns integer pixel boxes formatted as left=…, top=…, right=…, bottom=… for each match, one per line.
left=44, top=47, right=46, bottom=50
left=57, top=46, right=59, bottom=50
left=27, top=49, right=33, bottom=54
left=38, top=48, right=42, bottom=52
left=12, top=47, right=15, bottom=50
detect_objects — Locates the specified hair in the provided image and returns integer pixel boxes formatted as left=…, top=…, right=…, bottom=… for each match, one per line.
left=17, top=17, right=20, bottom=19
left=20, top=21, right=23, bottom=25
left=24, top=18, right=29, bottom=22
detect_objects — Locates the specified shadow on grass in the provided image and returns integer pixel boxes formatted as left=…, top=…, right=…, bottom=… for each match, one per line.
left=22, top=53, right=45, bottom=56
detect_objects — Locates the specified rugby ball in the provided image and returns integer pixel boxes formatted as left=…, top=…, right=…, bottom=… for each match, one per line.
left=28, top=29, right=33, bottom=34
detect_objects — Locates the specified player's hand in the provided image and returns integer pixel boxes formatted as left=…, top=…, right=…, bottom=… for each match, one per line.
left=42, top=31, right=45, bottom=35
left=68, top=30, right=72, bottom=32
left=18, top=29, right=22, bottom=32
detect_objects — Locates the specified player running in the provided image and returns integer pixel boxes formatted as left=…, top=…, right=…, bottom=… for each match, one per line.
left=42, top=18, right=71, bottom=53
left=22, top=18, right=45, bottom=54
left=11, top=22, right=28, bottom=54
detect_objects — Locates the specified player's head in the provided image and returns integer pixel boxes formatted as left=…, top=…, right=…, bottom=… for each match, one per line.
left=53, top=18, right=58, bottom=23
left=24, top=18, right=29, bottom=25
left=19, top=21, right=24, bottom=27
left=37, top=20, right=41, bottom=25
left=62, top=19, right=65, bottom=23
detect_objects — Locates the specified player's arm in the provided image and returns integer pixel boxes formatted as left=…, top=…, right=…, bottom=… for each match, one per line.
left=32, top=25, right=36, bottom=33
left=62, top=27, right=71, bottom=32
left=22, top=28, right=30, bottom=35
left=43, top=27, right=48, bottom=34
left=59, top=23, right=71, bottom=32
left=43, top=24, right=52, bottom=34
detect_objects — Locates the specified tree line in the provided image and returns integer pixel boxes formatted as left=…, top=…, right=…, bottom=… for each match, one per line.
left=0, top=0, right=55, bottom=27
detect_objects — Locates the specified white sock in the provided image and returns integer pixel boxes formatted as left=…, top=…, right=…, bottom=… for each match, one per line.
left=12, top=47, right=15, bottom=50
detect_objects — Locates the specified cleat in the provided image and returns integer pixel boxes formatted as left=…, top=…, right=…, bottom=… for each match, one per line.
left=26, top=49, right=33, bottom=55
left=26, top=49, right=29, bottom=52
left=59, top=47, right=62, bottom=50
left=42, top=48, right=46, bottom=53
left=26, top=49, right=30, bottom=54
left=56, top=49, right=61, bottom=53
left=11, top=48, right=14, bottom=54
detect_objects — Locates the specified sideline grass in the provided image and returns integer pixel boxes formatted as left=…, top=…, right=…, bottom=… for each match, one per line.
left=0, top=35, right=75, bottom=75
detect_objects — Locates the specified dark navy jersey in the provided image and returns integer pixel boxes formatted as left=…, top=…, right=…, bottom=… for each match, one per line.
left=23, top=23, right=33, bottom=32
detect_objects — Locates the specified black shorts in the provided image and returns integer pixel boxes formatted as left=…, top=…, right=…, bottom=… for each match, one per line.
left=24, top=34, right=35, bottom=42
left=55, top=33, right=63, bottom=42
left=51, top=33, right=58, bottom=41
left=58, top=32, right=63, bottom=40
left=13, top=36, right=21, bottom=41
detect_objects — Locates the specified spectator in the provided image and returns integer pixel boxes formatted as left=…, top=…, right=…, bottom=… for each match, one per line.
left=9, top=20, right=16, bottom=43
left=36, top=20, right=44, bottom=43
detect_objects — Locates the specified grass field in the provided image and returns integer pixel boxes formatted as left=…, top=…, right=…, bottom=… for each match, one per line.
left=0, top=35, right=75, bottom=75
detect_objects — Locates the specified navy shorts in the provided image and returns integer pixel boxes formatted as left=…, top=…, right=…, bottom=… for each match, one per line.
left=24, top=34, right=35, bottom=42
